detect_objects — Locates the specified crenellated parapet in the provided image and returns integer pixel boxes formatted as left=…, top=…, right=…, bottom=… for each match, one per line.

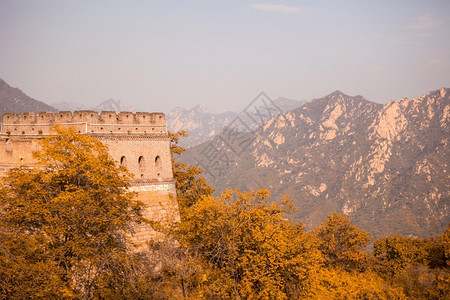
left=1, top=111, right=167, bottom=136
left=3, top=110, right=166, bottom=125
left=0, top=109, right=177, bottom=246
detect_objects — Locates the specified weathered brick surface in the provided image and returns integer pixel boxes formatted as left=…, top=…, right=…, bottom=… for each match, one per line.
left=0, top=111, right=178, bottom=245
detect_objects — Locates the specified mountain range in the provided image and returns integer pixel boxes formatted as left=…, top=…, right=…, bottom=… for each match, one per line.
left=167, top=97, right=305, bottom=148
left=51, top=99, right=135, bottom=113
left=1, top=77, right=303, bottom=149
left=0, top=78, right=56, bottom=119
left=181, top=89, right=450, bottom=239
left=0, top=78, right=136, bottom=119
left=1, top=77, right=448, bottom=239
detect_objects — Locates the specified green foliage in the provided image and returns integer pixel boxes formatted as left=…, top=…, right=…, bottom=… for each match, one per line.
left=0, top=125, right=144, bottom=298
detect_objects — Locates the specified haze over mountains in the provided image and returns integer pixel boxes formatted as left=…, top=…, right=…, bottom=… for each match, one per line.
left=0, top=78, right=136, bottom=118
left=54, top=96, right=305, bottom=147
left=0, top=77, right=305, bottom=148
left=1, top=77, right=448, bottom=239
left=0, top=78, right=56, bottom=119
left=51, top=99, right=135, bottom=113
left=168, top=97, right=305, bottom=147
left=181, top=88, right=450, bottom=239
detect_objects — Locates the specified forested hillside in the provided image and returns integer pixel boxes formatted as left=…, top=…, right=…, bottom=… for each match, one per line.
left=181, top=88, right=450, bottom=239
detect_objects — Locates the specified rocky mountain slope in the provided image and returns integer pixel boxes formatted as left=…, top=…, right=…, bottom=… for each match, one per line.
left=167, top=97, right=305, bottom=147
left=0, top=78, right=56, bottom=120
left=181, top=89, right=449, bottom=239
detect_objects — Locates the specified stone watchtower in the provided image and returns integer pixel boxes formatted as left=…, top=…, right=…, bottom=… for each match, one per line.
left=0, top=111, right=178, bottom=244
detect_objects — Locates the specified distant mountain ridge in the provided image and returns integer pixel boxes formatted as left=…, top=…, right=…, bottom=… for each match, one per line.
left=0, top=78, right=136, bottom=120
left=167, top=97, right=306, bottom=147
left=0, top=78, right=56, bottom=120
left=1, top=77, right=448, bottom=239
left=52, top=99, right=135, bottom=113
left=181, top=88, right=450, bottom=239
left=1, top=77, right=302, bottom=149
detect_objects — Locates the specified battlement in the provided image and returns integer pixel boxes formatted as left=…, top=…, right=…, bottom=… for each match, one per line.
left=0, top=109, right=177, bottom=246
left=2, top=111, right=166, bottom=125
left=1, top=111, right=167, bottom=136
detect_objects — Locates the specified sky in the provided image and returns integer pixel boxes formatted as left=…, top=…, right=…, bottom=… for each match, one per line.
left=0, top=0, right=449, bottom=113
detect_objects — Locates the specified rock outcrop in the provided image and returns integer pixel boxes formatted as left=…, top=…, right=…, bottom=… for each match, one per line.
left=182, top=89, right=449, bottom=239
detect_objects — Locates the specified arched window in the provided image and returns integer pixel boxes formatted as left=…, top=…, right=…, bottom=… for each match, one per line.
left=138, top=156, right=145, bottom=178
left=155, top=155, right=162, bottom=177
left=120, top=156, right=127, bottom=168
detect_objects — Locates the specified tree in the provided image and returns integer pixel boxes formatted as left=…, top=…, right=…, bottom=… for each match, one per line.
left=169, top=131, right=213, bottom=214
left=373, top=231, right=450, bottom=299
left=374, top=235, right=430, bottom=274
left=309, top=267, right=406, bottom=299
left=315, top=213, right=370, bottom=271
left=0, top=125, right=144, bottom=299
left=177, top=189, right=323, bottom=299
left=443, top=224, right=450, bottom=267
left=0, top=230, right=67, bottom=299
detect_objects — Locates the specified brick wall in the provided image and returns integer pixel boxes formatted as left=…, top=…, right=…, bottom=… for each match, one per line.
left=1, top=111, right=167, bottom=136
left=0, top=111, right=178, bottom=245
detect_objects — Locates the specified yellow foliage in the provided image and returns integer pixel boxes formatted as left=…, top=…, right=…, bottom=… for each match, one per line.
left=177, top=189, right=323, bottom=299
left=1, top=127, right=446, bottom=298
left=443, top=224, right=450, bottom=266
left=169, top=131, right=213, bottom=214
left=309, top=268, right=406, bottom=299
left=316, top=213, right=371, bottom=271
left=0, top=126, right=144, bottom=298
left=374, top=228, right=450, bottom=299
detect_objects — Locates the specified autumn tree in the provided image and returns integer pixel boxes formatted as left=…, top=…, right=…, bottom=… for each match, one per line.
left=159, top=130, right=439, bottom=298
left=444, top=224, right=450, bottom=267
left=117, top=130, right=216, bottom=299
left=0, top=126, right=144, bottom=299
left=309, top=267, right=406, bottom=299
left=374, top=235, right=433, bottom=274
left=315, top=213, right=371, bottom=271
left=169, top=130, right=213, bottom=214
left=373, top=231, right=450, bottom=299
left=176, top=189, right=323, bottom=299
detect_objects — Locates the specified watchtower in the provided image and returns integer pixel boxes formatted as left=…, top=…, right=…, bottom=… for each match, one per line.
left=0, top=111, right=178, bottom=244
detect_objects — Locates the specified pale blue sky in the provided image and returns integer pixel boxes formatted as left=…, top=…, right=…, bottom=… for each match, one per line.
left=1, top=0, right=449, bottom=113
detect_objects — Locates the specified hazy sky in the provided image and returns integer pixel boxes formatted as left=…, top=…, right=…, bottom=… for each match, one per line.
left=1, top=0, right=449, bottom=113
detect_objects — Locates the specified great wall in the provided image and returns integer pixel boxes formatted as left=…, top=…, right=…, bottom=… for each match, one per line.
left=0, top=110, right=178, bottom=245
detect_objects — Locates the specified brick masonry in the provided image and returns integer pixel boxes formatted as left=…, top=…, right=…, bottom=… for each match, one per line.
left=0, top=110, right=179, bottom=246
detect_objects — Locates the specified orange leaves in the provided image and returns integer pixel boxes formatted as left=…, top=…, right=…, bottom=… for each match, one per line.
left=0, top=126, right=144, bottom=298
left=169, top=130, right=213, bottom=214
left=316, top=213, right=371, bottom=271
left=177, top=189, right=322, bottom=299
